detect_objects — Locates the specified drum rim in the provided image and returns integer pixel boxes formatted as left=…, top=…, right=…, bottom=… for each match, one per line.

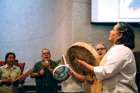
left=64, top=42, right=100, bottom=77
left=65, top=42, right=100, bottom=66
left=69, top=42, right=99, bottom=63
left=53, top=64, right=69, bottom=81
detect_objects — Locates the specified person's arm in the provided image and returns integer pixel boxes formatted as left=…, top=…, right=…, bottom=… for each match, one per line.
left=77, top=59, right=95, bottom=74
left=0, top=68, right=12, bottom=84
left=15, top=69, right=33, bottom=82
left=12, top=66, right=22, bottom=83
left=77, top=45, right=129, bottom=80
left=31, top=68, right=45, bottom=78
left=30, top=63, right=42, bottom=78
left=70, top=69, right=85, bottom=82
left=42, top=61, right=54, bottom=73
left=69, top=66, right=95, bottom=84
left=15, top=67, right=22, bottom=80
left=30, top=72, right=40, bottom=78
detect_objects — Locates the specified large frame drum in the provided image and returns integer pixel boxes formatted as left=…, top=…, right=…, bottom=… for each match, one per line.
left=64, top=42, right=101, bottom=93
left=65, top=42, right=100, bottom=75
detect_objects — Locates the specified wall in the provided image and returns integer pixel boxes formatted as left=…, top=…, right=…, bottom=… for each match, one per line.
left=0, top=0, right=73, bottom=70
left=0, top=0, right=140, bottom=71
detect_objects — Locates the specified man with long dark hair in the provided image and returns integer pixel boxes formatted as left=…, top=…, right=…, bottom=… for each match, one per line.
left=76, top=22, right=138, bottom=93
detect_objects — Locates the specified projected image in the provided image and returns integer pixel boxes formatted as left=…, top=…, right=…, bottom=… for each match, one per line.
left=97, top=0, right=119, bottom=22
left=120, top=0, right=140, bottom=19
left=91, top=0, right=140, bottom=22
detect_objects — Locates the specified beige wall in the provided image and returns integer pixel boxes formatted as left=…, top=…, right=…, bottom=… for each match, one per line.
left=0, top=0, right=140, bottom=70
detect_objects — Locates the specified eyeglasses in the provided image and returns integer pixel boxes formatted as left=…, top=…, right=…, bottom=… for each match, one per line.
left=96, top=48, right=106, bottom=51
left=42, top=52, right=50, bottom=55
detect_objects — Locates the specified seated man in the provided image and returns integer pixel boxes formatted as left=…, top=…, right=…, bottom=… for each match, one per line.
left=0, top=52, right=21, bottom=93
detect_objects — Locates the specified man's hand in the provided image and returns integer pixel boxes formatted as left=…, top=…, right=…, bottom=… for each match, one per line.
left=76, top=58, right=94, bottom=72
left=39, top=69, right=45, bottom=76
left=76, top=59, right=86, bottom=64
left=42, top=61, right=49, bottom=68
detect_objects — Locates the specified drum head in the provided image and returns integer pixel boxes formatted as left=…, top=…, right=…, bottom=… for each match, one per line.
left=53, top=65, right=69, bottom=81
left=65, top=42, right=99, bottom=75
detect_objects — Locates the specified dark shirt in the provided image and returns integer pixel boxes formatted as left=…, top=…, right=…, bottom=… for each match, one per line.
left=33, top=60, right=59, bottom=93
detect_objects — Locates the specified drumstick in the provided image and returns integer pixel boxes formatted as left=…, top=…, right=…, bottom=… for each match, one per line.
left=62, top=55, right=70, bottom=68
left=14, top=69, right=33, bottom=82
left=62, top=55, right=67, bottom=65
left=62, top=55, right=74, bottom=71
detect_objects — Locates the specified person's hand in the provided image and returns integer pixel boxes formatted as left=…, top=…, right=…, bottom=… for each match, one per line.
left=42, top=61, right=49, bottom=68
left=39, top=69, right=45, bottom=76
left=76, top=58, right=86, bottom=67
left=76, top=58, right=94, bottom=73
left=68, top=68, right=73, bottom=76
left=67, top=65, right=76, bottom=76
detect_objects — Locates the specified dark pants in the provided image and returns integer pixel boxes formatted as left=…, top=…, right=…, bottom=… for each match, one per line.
left=37, top=86, right=58, bottom=93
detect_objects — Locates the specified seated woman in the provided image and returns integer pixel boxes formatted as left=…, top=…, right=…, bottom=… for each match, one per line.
left=0, top=52, right=21, bottom=93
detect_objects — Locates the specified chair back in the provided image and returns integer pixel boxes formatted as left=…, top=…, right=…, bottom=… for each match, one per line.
left=0, top=60, right=25, bottom=73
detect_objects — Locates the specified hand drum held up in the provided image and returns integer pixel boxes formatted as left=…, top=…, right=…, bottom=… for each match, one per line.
left=65, top=42, right=99, bottom=76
